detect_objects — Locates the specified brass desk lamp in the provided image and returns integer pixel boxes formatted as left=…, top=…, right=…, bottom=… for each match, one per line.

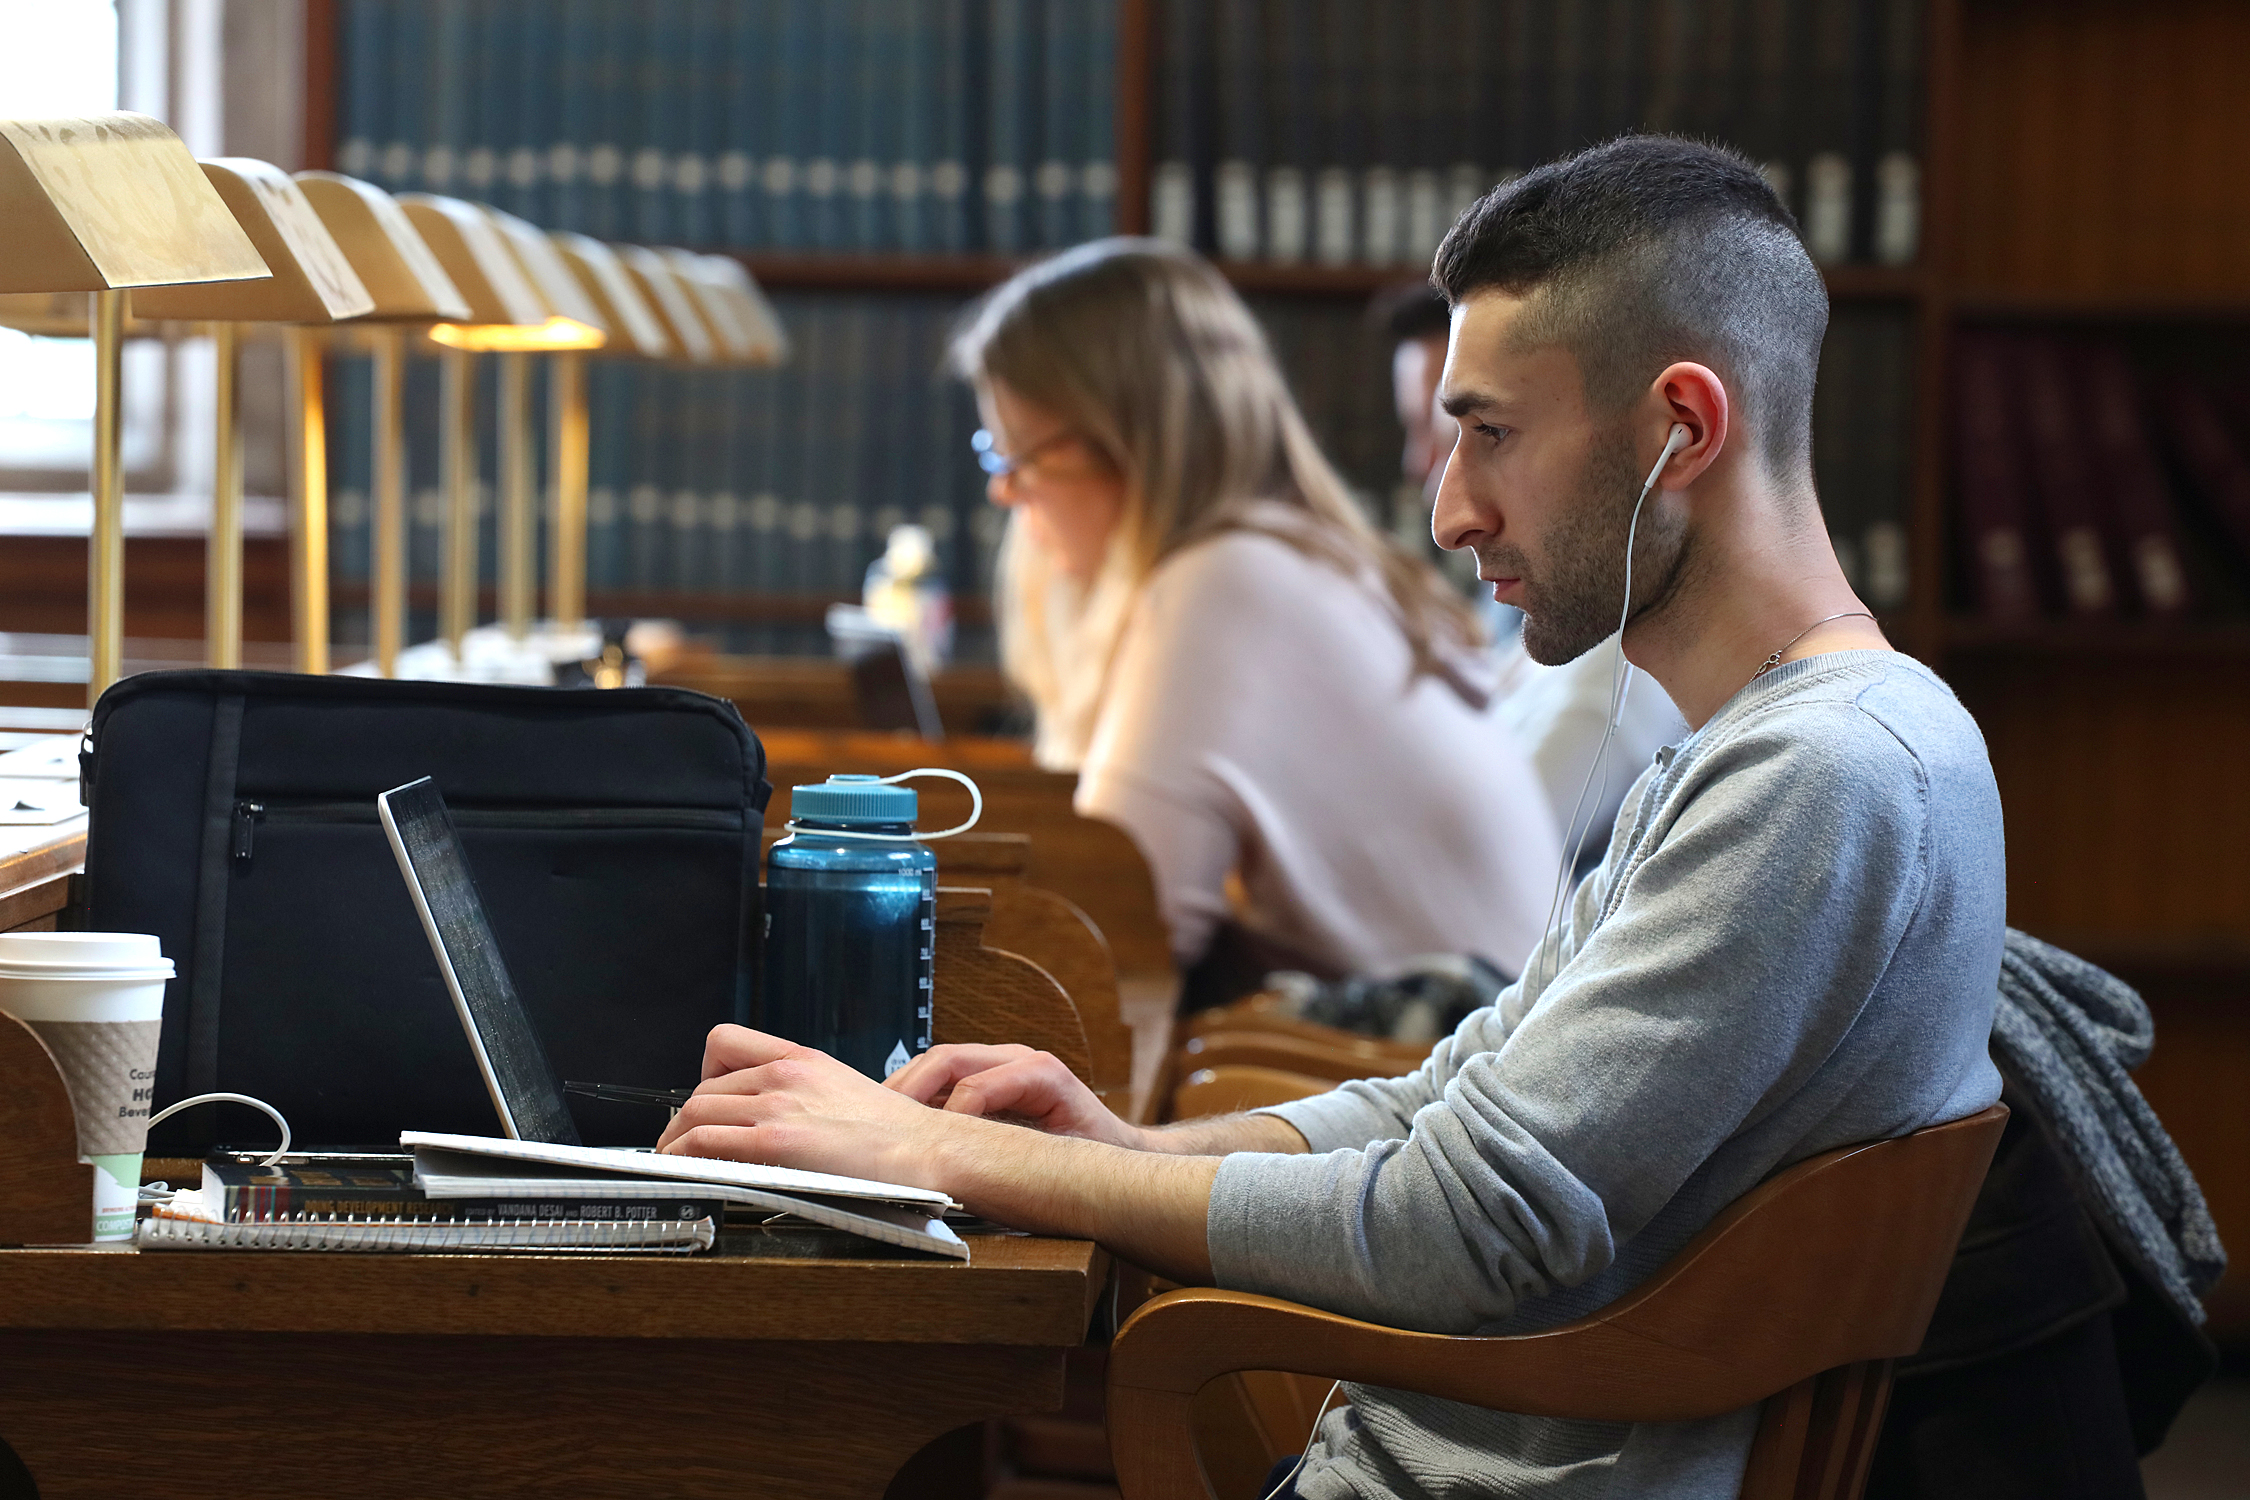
left=394, top=194, right=551, bottom=674
left=551, top=233, right=676, bottom=639
left=0, top=112, right=269, bottom=702
left=290, top=171, right=470, bottom=676
left=485, top=209, right=611, bottom=644
left=133, top=159, right=375, bottom=670
left=688, top=253, right=791, bottom=367
left=406, top=198, right=602, bottom=659
left=615, top=245, right=720, bottom=367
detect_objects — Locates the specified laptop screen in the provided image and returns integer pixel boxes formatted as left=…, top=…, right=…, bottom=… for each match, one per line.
left=377, top=777, right=581, bottom=1145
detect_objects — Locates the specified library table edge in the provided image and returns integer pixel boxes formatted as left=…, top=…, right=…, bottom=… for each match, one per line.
left=0, top=1234, right=1108, bottom=1347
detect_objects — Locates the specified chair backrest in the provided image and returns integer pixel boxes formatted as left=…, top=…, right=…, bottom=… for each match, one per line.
left=1170, top=1063, right=1335, bottom=1119
left=1108, top=1105, right=2007, bottom=1500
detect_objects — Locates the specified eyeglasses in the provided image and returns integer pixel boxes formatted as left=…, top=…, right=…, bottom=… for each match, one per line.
left=971, top=426, right=1078, bottom=478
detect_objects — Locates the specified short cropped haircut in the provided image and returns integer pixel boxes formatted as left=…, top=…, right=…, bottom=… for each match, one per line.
left=1431, top=136, right=1829, bottom=480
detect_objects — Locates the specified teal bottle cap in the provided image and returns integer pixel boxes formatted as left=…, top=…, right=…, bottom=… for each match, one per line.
left=788, top=773, right=918, bottom=825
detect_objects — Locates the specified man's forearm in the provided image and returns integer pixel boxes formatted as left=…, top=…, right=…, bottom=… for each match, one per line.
left=1142, top=1110, right=1310, bottom=1158
left=930, top=1117, right=1227, bottom=1281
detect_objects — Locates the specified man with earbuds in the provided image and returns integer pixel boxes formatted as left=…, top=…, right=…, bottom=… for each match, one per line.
left=659, top=137, right=2006, bottom=1500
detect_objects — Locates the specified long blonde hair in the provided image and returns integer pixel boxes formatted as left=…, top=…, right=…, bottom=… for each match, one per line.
left=950, top=239, right=1481, bottom=768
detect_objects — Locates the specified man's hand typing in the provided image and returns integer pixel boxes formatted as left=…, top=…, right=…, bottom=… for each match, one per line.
left=656, top=1024, right=1309, bottom=1280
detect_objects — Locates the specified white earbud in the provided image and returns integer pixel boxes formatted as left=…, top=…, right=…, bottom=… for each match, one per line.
left=1641, top=423, right=1691, bottom=494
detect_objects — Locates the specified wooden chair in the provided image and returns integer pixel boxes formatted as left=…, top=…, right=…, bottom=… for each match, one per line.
left=1182, top=990, right=1446, bottom=1057
left=1170, top=1064, right=1337, bottom=1120
left=1148, top=996, right=1428, bottom=1121
left=1107, top=1104, right=2009, bottom=1500
left=929, top=886, right=1092, bottom=1085
left=1169, top=1029, right=1425, bottom=1090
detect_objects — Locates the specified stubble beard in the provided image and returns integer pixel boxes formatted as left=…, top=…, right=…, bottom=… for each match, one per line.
left=1480, top=424, right=1692, bottom=667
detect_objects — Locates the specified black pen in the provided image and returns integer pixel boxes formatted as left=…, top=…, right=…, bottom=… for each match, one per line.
left=564, top=1081, right=697, bottom=1110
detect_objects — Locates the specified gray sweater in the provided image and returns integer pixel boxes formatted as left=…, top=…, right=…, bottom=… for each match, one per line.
left=1206, top=652, right=2007, bottom=1500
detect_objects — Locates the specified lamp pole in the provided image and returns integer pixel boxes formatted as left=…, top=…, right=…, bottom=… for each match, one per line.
left=286, top=326, right=330, bottom=674
left=87, top=288, right=127, bottom=704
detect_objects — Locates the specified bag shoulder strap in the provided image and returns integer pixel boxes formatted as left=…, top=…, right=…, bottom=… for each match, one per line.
left=185, top=693, right=246, bottom=1097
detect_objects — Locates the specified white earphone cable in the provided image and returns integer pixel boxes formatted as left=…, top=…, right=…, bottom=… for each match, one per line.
left=1527, top=425, right=1688, bottom=993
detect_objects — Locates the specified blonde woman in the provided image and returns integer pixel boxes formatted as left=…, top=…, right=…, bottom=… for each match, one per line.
left=950, top=239, right=1561, bottom=995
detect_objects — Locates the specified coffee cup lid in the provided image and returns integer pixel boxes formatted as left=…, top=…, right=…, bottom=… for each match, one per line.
left=0, top=931, right=168, bottom=971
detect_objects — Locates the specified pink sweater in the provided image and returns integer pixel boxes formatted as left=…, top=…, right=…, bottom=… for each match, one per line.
left=1075, top=520, right=1562, bottom=977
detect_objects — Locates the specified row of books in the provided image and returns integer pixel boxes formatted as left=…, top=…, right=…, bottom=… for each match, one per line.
left=1955, top=331, right=2250, bottom=624
left=332, top=0, right=1119, bottom=255
left=322, top=291, right=1922, bottom=650
left=325, top=290, right=1407, bottom=655
left=1814, top=307, right=1916, bottom=613
left=1154, top=0, right=1925, bottom=269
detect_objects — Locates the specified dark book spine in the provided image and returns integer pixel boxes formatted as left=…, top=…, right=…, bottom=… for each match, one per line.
left=1150, top=0, right=1205, bottom=247
left=1951, top=332, right=2045, bottom=624
left=2161, top=379, right=2250, bottom=570
left=2016, top=337, right=2122, bottom=619
left=2082, top=349, right=2194, bottom=618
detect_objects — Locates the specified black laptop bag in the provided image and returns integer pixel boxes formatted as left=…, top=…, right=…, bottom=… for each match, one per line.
left=80, top=671, right=769, bottom=1153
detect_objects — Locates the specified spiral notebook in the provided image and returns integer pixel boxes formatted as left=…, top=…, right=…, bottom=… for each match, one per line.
left=136, top=1213, right=715, bottom=1254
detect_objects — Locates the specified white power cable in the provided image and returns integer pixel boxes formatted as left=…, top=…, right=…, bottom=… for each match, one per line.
left=144, top=1091, right=293, bottom=1168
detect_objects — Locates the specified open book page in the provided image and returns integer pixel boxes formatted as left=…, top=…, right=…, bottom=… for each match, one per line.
left=400, top=1130, right=956, bottom=1211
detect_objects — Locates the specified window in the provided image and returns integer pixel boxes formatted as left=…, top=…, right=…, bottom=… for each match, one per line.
left=0, top=0, right=173, bottom=494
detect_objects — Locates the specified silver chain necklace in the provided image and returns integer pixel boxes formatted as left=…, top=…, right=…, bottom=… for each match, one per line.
left=1750, top=610, right=1876, bottom=681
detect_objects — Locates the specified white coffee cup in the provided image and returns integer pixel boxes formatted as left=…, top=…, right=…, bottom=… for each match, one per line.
left=0, top=932, right=173, bottom=1242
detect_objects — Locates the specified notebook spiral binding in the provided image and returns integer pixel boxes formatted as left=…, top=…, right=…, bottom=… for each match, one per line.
left=136, top=1211, right=716, bottom=1254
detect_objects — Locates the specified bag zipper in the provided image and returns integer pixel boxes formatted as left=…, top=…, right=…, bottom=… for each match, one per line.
left=229, top=799, right=743, bottom=866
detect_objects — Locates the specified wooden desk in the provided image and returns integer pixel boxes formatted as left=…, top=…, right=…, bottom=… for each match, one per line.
left=0, top=819, right=84, bottom=934
left=0, top=1234, right=1107, bottom=1499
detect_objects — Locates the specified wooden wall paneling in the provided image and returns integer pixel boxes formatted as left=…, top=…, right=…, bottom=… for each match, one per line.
left=0, top=536, right=295, bottom=644
left=1950, top=653, right=2250, bottom=938
left=1956, top=0, right=2250, bottom=303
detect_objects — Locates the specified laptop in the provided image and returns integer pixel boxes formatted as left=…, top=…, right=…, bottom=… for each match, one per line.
left=376, top=776, right=582, bottom=1146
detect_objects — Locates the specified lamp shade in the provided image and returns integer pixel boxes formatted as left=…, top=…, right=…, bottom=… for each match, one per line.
left=132, top=159, right=375, bottom=323
left=0, top=113, right=267, bottom=292
left=553, top=232, right=672, bottom=359
left=656, top=247, right=757, bottom=365
left=694, top=253, right=789, bottom=365
left=293, top=171, right=472, bottom=321
left=486, top=208, right=607, bottom=343
left=615, top=245, right=715, bottom=364
left=397, top=193, right=548, bottom=328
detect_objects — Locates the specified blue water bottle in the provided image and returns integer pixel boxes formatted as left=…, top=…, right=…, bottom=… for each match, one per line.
left=761, top=773, right=961, bottom=1079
